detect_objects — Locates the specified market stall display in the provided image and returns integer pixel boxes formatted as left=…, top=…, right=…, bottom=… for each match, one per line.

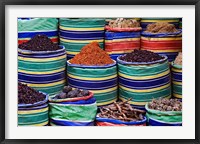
left=18, top=82, right=49, bottom=126
left=145, top=98, right=182, bottom=126
left=67, top=42, right=118, bottom=106
left=59, top=18, right=106, bottom=60
left=171, top=52, right=182, bottom=99
left=49, top=87, right=97, bottom=126
left=141, top=22, right=182, bottom=62
left=117, top=50, right=171, bottom=109
left=18, top=35, right=66, bottom=96
left=96, top=99, right=147, bottom=126
left=105, top=18, right=141, bottom=60
left=18, top=18, right=58, bottom=44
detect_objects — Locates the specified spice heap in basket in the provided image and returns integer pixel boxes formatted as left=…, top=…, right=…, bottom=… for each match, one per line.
left=108, top=18, right=140, bottom=28
left=70, top=42, right=114, bottom=65
left=99, top=99, right=146, bottom=122
left=148, top=98, right=182, bottom=111
left=119, top=49, right=164, bottom=62
left=52, top=86, right=90, bottom=99
left=145, top=22, right=179, bottom=33
left=174, top=52, right=182, bottom=65
left=18, top=34, right=60, bottom=51
left=18, top=82, right=46, bottom=104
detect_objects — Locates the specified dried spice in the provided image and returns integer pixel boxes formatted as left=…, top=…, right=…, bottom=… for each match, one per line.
left=70, top=42, right=114, bottom=65
left=18, top=82, right=46, bottom=104
left=53, top=86, right=90, bottom=99
left=174, top=52, right=182, bottom=65
left=145, top=22, right=178, bottom=33
left=148, top=98, right=182, bottom=111
left=18, top=34, right=60, bottom=51
left=119, top=49, right=164, bottom=63
left=99, top=99, right=146, bottom=122
left=108, top=18, right=140, bottom=28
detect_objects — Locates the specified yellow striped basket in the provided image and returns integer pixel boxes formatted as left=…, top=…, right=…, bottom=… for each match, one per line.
left=67, top=60, right=118, bottom=106
left=117, top=55, right=171, bottom=109
left=18, top=93, right=49, bottom=126
left=18, top=46, right=66, bottom=96
left=171, top=62, right=182, bottom=99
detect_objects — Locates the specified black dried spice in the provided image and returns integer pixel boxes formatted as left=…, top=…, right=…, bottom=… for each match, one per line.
left=18, top=34, right=60, bottom=51
left=53, top=86, right=90, bottom=99
left=148, top=98, right=182, bottom=111
left=119, top=49, right=164, bottom=63
left=99, top=99, right=146, bottom=122
left=18, top=82, right=46, bottom=104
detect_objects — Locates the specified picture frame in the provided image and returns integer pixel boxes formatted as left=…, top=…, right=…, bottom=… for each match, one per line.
left=0, top=0, right=199, bottom=143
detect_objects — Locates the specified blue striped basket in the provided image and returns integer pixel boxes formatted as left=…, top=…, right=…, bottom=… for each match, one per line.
left=171, top=62, right=182, bottom=100
left=59, top=18, right=106, bottom=60
left=117, top=55, right=171, bottom=108
left=18, top=92, right=49, bottom=126
left=67, top=60, right=118, bottom=106
left=18, top=46, right=66, bottom=96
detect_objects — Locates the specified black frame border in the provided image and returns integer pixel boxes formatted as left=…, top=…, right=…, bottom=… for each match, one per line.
left=0, top=0, right=199, bottom=144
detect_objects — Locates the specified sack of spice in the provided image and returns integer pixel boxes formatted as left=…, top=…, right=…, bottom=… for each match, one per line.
left=18, top=34, right=66, bottom=96
left=117, top=50, right=171, bottom=109
left=18, top=18, right=58, bottom=44
left=105, top=18, right=142, bottom=61
left=18, top=82, right=49, bottom=126
left=141, top=22, right=182, bottom=62
left=171, top=52, right=182, bottom=99
left=67, top=42, right=118, bottom=106
left=140, top=18, right=180, bottom=30
left=96, top=99, right=147, bottom=126
left=145, top=98, right=182, bottom=126
left=49, top=86, right=97, bottom=126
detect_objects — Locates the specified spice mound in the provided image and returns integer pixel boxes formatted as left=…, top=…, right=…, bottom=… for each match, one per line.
left=18, top=34, right=60, bottom=51
left=70, top=42, right=114, bottom=66
left=174, top=52, right=182, bottom=65
left=99, top=99, right=146, bottom=122
left=119, top=49, right=164, bottom=63
left=52, top=86, right=90, bottom=99
left=108, top=18, right=140, bottom=28
left=145, top=22, right=178, bottom=33
left=18, top=82, right=46, bottom=104
left=148, top=98, right=182, bottom=111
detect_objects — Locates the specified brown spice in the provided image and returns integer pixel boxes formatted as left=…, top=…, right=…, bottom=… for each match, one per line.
left=70, top=42, right=114, bottom=66
left=108, top=18, right=140, bottom=28
left=174, top=52, right=182, bottom=65
left=145, top=22, right=178, bottom=33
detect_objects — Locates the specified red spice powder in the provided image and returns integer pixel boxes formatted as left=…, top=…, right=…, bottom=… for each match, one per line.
left=70, top=42, right=114, bottom=66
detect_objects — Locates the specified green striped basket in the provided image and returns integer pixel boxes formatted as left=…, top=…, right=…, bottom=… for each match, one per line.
left=59, top=18, right=106, bottom=60
left=67, top=60, right=118, bottom=106
left=171, top=62, right=182, bottom=99
left=18, top=93, right=49, bottom=126
left=18, top=46, right=66, bottom=96
left=117, top=55, right=171, bottom=109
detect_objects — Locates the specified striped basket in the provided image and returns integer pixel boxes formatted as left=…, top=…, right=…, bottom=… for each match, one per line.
left=49, top=92, right=97, bottom=126
left=18, top=18, right=58, bottom=44
left=96, top=114, right=147, bottom=126
left=18, top=46, right=66, bottom=96
left=140, top=18, right=180, bottom=30
left=105, top=26, right=141, bottom=61
left=59, top=18, right=106, bottom=60
left=141, top=30, right=182, bottom=62
left=179, top=18, right=182, bottom=29
left=67, top=60, right=118, bottom=106
left=171, top=62, right=182, bottom=99
left=117, top=55, right=171, bottom=109
left=18, top=92, right=49, bottom=126
left=145, top=104, right=182, bottom=126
